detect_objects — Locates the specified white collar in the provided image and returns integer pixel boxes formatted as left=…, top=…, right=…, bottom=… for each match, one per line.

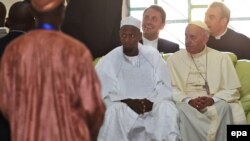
left=142, top=36, right=158, bottom=48
left=215, top=28, right=227, bottom=40
left=123, top=54, right=139, bottom=66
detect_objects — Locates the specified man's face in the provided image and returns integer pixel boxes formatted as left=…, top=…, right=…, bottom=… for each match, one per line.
left=185, top=24, right=208, bottom=54
left=204, top=7, right=226, bottom=36
left=119, top=25, right=141, bottom=51
left=142, top=8, right=165, bottom=36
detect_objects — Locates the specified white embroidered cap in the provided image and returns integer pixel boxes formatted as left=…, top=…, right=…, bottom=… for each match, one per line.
left=120, top=16, right=141, bottom=30
left=189, top=20, right=209, bottom=31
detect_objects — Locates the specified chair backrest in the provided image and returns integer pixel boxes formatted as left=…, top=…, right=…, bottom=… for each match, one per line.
left=162, top=53, right=172, bottom=62
left=93, top=57, right=102, bottom=65
left=235, top=59, right=250, bottom=113
left=223, top=52, right=238, bottom=66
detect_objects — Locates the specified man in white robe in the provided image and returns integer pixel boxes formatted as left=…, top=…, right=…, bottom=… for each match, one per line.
left=96, top=16, right=180, bottom=141
left=167, top=21, right=246, bottom=141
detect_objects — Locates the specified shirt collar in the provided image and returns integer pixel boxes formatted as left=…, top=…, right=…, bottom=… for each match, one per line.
left=124, top=54, right=139, bottom=66
left=142, top=36, right=158, bottom=48
left=215, top=28, right=227, bottom=40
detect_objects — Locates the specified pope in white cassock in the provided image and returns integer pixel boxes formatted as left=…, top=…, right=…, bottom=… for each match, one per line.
left=167, top=21, right=246, bottom=141
left=96, top=16, right=181, bottom=141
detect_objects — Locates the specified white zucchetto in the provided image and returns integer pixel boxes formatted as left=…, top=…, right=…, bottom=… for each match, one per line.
left=189, top=20, right=209, bottom=31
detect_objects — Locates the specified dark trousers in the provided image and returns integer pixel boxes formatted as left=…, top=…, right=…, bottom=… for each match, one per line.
left=0, top=112, right=10, bottom=141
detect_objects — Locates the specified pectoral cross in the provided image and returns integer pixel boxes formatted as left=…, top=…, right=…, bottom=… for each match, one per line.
left=203, top=81, right=210, bottom=95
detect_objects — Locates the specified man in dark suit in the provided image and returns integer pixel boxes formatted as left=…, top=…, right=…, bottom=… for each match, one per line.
left=0, top=1, right=35, bottom=58
left=142, top=5, right=179, bottom=53
left=205, top=1, right=250, bottom=60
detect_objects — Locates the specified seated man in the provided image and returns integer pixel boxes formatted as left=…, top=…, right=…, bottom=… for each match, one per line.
left=142, top=5, right=179, bottom=53
left=96, top=16, right=180, bottom=141
left=167, top=21, right=246, bottom=141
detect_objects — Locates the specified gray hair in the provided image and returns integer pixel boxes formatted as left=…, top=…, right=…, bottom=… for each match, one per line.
left=208, top=1, right=230, bottom=24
